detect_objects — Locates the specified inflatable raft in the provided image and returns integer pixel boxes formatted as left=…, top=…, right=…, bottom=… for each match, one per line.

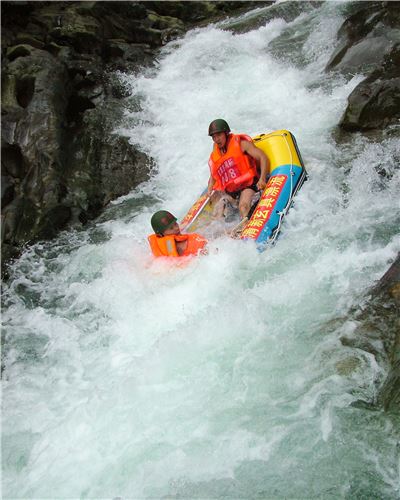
left=180, top=130, right=307, bottom=248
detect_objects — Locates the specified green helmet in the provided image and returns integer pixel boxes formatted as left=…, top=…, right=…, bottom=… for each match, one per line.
left=151, top=210, right=177, bottom=235
left=208, top=119, right=230, bottom=136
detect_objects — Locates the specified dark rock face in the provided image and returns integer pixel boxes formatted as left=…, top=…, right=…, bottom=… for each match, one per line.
left=325, top=1, right=400, bottom=132
left=340, top=253, right=400, bottom=414
left=340, top=47, right=400, bottom=131
left=1, top=1, right=262, bottom=268
left=373, top=255, right=400, bottom=413
left=326, top=1, right=399, bottom=75
left=2, top=47, right=70, bottom=254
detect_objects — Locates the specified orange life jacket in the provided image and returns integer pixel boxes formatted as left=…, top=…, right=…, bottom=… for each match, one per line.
left=208, top=133, right=258, bottom=192
left=148, top=233, right=207, bottom=258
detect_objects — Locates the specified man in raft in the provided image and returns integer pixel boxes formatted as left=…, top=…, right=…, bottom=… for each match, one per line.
left=207, top=119, right=269, bottom=224
left=148, top=210, right=208, bottom=257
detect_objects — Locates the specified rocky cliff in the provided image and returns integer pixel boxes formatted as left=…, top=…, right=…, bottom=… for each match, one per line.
left=326, top=1, right=400, bottom=133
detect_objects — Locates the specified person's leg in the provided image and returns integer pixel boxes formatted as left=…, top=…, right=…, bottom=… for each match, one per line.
left=238, top=188, right=255, bottom=219
left=210, top=191, right=226, bottom=218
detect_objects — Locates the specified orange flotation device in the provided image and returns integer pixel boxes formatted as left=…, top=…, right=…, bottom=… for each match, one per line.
left=208, top=133, right=258, bottom=193
left=148, top=233, right=207, bottom=258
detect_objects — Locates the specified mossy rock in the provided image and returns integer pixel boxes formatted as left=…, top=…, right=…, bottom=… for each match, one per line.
left=147, top=12, right=185, bottom=32
left=6, top=44, right=34, bottom=61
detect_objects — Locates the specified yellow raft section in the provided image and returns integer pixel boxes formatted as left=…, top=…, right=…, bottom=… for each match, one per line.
left=252, top=129, right=304, bottom=173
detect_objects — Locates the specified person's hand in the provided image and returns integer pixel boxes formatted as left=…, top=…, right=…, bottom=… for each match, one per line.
left=256, top=178, right=267, bottom=191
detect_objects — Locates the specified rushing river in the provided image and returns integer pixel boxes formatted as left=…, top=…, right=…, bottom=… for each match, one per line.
left=2, top=2, right=400, bottom=498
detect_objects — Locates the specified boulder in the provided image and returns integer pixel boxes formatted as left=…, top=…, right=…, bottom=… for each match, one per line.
left=339, top=58, right=400, bottom=131
left=326, top=1, right=400, bottom=75
left=326, top=2, right=400, bottom=132
left=370, top=254, right=400, bottom=413
left=340, top=253, right=400, bottom=414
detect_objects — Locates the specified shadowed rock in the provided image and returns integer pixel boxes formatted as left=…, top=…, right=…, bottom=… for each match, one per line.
left=326, top=1, right=400, bottom=75
left=339, top=45, right=400, bottom=131
left=325, top=1, right=400, bottom=133
left=340, top=253, right=400, bottom=414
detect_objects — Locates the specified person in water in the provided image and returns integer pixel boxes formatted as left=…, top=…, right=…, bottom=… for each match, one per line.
left=207, top=119, right=269, bottom=222
left=148, top=210, right=208, bottom=257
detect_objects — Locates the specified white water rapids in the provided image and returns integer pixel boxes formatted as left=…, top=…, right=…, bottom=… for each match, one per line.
left=2, top=2, right=400, bottom=498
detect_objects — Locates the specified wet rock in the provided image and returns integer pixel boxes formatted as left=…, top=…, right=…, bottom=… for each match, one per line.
left=6, top=44, right=34, bottom=62
left=339, top=46, right=400, bottom=131
left=1, top=143, right=26, bottom=179
left=103, top=40, right=154, bottom=73
left=146, top=1, right=269, bottom=25
left=378, top=360, right=400, bottom=413
left=326, top=1, right=400, bottom=133
left=339, top=73, right=400, bottom=131
left=1, top=2, right=157, bottom=270
left=1, top=175, right=15, bottom=209
left=13, top=34, right=46, bottom=51
left=372, top=254, right=400, bottom=413
left=147, top=11, right=186, bottom=44
left=1, top=47, right=70, bottom=251
left=63, top=98, right=153, bottom=224
left=335, top=356, right=362, bottom=376
left=326, top=1, right=400, bottom=75
left=340, top=253, right=400, bottom=414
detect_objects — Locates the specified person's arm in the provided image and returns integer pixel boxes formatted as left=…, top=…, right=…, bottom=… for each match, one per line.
left=207, top=174, right=216, bottom=195
left=241, top=140, right=270, bottom=191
